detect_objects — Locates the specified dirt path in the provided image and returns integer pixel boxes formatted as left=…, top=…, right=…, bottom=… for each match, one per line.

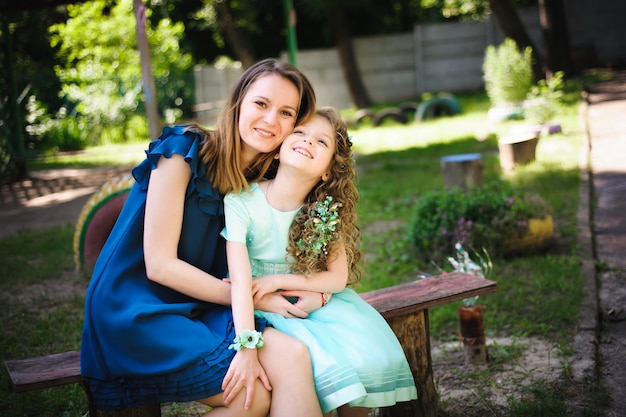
left=0, top=166, right=133, bottom=239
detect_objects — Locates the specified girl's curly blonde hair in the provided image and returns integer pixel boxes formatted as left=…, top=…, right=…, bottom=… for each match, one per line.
left=286, top=107, right=363, bottom=286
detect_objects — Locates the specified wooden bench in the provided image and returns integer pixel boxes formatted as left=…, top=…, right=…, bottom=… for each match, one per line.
left=360, top=272, right=497, bottom=417
left=3, top=272, right=496, bottom=417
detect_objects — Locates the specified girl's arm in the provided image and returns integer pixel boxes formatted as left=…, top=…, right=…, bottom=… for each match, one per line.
left=222, top=241, right=271, bottom=408
left=252, top=242, right=349, bottom=301
left=143, top=154, right=232, bottom=304
left=226, top=241, right=258, bottom=335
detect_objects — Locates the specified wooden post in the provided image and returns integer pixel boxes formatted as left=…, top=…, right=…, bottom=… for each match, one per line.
left=381, top=310, right=438, bottom=417
left=498, top=132, right=539, bottom=172
left=440, top=153, right=483, bottom=191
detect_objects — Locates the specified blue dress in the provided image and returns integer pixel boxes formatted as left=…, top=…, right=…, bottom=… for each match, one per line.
left=81, top=125, right=267, bottom=410
left=222, top=183, right=418, bottom=413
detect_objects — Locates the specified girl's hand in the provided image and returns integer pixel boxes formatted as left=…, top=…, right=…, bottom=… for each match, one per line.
left=222, top=349, right=271, bottom=409
left=251, top=275, right=285, bottom=302
left=280, top=290, right=326, bottom=313
left=254, top=291, right=309, bottom=318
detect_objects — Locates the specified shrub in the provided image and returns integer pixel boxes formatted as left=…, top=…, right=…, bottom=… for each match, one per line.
left=410, top=181, right=552, bottom=262
left=524, top=71, right=565, bottom=124
left=483, top=38, right=534, bottom=106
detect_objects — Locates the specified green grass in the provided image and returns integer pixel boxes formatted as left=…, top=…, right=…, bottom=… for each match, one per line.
left=0, top=88, right=591, bottom=416
left=352, top=90, right=584, bottom=348
left=0, top=226, right=88, bottom=417
left=28, top=142, right=148, bottom=171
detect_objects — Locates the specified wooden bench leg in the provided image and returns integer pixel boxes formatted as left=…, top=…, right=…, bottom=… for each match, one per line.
left=380, top=309, right=438, bottom=417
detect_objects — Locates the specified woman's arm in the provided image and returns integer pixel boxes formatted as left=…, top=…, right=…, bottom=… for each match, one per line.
left=143, top=154, right=232, bottom=304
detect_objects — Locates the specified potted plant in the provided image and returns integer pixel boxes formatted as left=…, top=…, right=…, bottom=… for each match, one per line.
left=410, top=181, right=553, bottom=262
left=483, top=38, right=534, bottom=123
left=446, top=243, right=493, bottom=365
left=523, top=70, right=565, bottom=128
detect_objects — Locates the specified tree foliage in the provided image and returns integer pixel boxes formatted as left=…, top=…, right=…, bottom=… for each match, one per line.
left=48, top=0, right=192, bottom=144
left=2, top=0, right=547, bottom=159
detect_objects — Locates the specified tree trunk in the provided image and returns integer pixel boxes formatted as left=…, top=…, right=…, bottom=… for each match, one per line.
left=134, top=0, right=160, bottom=141
left=538, top=0, right=573, bottom=76
left=214, top=0, right=256, bottom=68
left=324, top=2, right=372, bottom=109
left=2, top=16, right=28, bottom=181
left=488, top=0, right=544, bottom=80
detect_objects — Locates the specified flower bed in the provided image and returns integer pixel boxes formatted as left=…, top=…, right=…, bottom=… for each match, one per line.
left=410, top=182, right=553, bottom=261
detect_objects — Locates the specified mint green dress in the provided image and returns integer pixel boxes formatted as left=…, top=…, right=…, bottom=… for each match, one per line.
left=221, top=183, right=417, bottom=413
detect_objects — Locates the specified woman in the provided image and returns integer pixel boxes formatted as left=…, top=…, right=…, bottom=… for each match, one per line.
left=81, top=58, right=322, bottom=417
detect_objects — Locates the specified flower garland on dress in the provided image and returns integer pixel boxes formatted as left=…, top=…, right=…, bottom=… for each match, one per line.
left=297, top=196, right=342, bottom=256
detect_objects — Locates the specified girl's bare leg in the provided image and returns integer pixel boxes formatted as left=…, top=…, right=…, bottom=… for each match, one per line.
left=197, top=379, right=271, bottom=417
left=259, top=328, right=323, bottom=417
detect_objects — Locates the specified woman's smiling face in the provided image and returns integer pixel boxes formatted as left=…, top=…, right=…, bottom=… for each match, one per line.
left=238, top=73, right=300, bottom=165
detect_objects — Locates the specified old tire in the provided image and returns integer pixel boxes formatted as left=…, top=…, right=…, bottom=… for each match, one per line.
left=415, top=96, right=461, bottom=121
left=73, top=174, right=135, bottom=278
left=373, top=107, right=408, bottom=126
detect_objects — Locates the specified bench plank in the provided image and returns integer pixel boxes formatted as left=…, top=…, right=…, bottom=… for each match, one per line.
left=4, top=350, right=82, bottom=392
left=360, top=272, right=498, bottom=319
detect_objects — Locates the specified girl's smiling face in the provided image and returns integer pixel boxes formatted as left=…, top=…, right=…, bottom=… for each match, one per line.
left=280, top=114, right=336, bottom=180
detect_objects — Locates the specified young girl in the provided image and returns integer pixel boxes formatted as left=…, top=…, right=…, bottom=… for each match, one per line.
left=222, top=108, right=418, bottom=416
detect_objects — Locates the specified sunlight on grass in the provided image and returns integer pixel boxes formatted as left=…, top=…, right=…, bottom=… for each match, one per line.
left=29, top=142, right=148, bottom=171
left=352, top=112, right=493, bottom=154
left=353, top=89, right=584, bottom=349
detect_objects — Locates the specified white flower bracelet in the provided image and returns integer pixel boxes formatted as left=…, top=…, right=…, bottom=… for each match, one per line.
left=228, top=329, right=264, bottom=351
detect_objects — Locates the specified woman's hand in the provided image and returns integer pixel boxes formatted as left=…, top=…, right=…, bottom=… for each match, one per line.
left=222, top=349, right=271, bottom=409
left=254, top=291, right=309, bottom=318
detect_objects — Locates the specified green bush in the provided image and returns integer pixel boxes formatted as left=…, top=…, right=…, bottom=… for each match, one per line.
left=524, top=71, right=565, bottom=124
left=409, top=181, right=552, bottom=262
left=25, top=96, right=94, bottom=152
left=483, top=38, right=534, bottom=106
